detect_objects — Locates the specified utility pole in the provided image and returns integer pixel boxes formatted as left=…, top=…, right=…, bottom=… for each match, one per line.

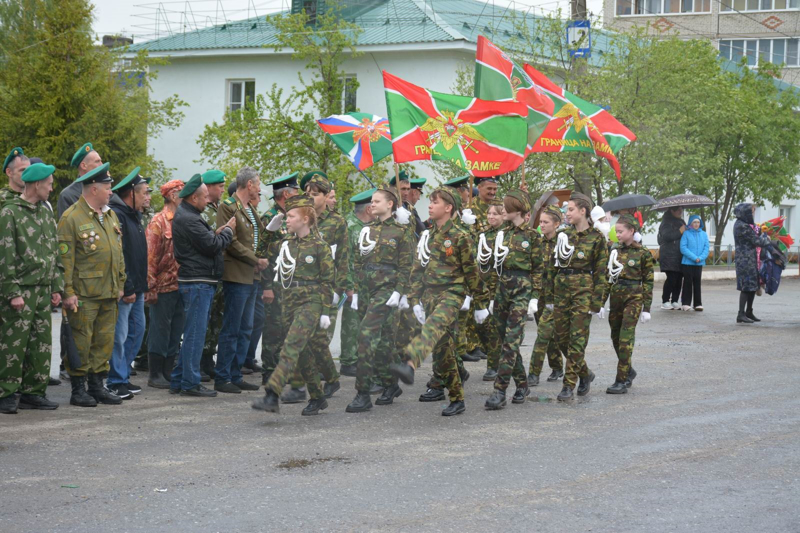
left=570, top=0, right=593, bottom=196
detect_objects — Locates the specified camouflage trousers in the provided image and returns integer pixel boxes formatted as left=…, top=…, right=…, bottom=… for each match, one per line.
left=0, top=286, right=52, bottom=398
left=479, top=313, right=502, bottom=372
left=456, top=306, right=480, bottom=357
left=553, top=272, right=593, bottom=390
left=65, top=297, right=118, bottom=377
left=394, top=294, right=421, bottom=352
left=340, top=291, right=365, bottom=368
left=354, top=286, right=398, bottom=392
left=528, top=307, right=564, bottom=376
left=265, top=299, right=325, bottom=400
left=493, top=274, right=530, bottom=392
left=289, top=307, right=340, bottom=389
left=201, top=284, right=224, bottom=370
left=609, top=286, right=643, bottom=383
left=402, top=287, right=463, bottom=402
left=260, top=288, right=286, bottom=377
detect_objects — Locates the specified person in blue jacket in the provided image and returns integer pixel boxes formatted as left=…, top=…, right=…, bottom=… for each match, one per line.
left=679, top=214, right=709, bottom=311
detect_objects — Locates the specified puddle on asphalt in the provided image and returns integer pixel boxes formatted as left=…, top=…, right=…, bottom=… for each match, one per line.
left=277, top=456, right=351, bottom=470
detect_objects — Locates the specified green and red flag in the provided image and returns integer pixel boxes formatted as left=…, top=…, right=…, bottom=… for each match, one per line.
left=383, top=71, right=529, bottom=176
left=474, top=35, right=554, bottom=155
left=523, top=64, right=636, bottom=180
left=759, top=216, right=794, bottom=253
left=317, top=112, right=393, bottom=170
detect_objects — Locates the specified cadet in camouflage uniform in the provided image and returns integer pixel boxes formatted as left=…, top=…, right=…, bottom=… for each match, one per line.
left=1, top=147, right=30, bottom=207
left=345, top=186, right=414, bottom=413
left=198, top=169, right=227, bottom=379
left=0, top=163, right=64, bottom=414
left=389, top=188, right=490, bottom=417
left=251, top=195, right=334, bottom=416
left=476, top=200, right=506, bottom=381
left=548, top=192, right=609, bottom=401
left=528, top=205, right=566, bottom=386
left=484, top=190, right=537, bottom=410
left=340, top=189, right=374, bottom=378
left=58, top=163, right=127, bottom=407
left=606, top=214, right=654, bottom=394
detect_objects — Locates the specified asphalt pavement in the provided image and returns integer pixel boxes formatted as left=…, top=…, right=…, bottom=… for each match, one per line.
left=1, top=279, right=799, bottom=533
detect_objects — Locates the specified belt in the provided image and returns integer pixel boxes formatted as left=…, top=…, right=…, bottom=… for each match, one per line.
left=502, top=268, right=530, bottom=276
left=614, top=279, right=642, bottom=287
left=558, top=268, right=592, bottom=275
left=363, top=263, right=397, bottom=272
left=283, top=280, right=319, bottom=288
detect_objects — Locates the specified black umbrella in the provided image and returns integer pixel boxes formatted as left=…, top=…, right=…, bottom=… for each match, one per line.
left=602, top=193, right=656, bottom=213
left=654, top=194, right=715, bottom=211
left=60, top=309, right=82, bottom=370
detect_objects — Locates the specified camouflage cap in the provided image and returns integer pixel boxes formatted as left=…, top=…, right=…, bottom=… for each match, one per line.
left=299, top=170, right=328, bottom=191
left=303, top=173, right=331, bottom=194
left=570, top=191, right=594, bottom=209
left=432, top=186, right=459, bottom=211
left=542, top=204, right=563, bottom=222
left=504, top=188, right=532, bottom=212
left=285, top=194, right=315, bottom=212
left=616, top=213, right=641, bottom=232
left=375, top=184, right=399, bottom=206
left=3, top=146, right=24, bottom=173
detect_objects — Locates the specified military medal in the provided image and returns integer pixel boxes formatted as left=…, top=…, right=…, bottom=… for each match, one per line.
left=81, top=233, right=88, bottom=239
left=522, top=240, right=529, bottom=249
left=628, top=260, right=635, bottom=267
left=577, top=251, right=585, bottom=259
left=90, top=244, right=97, bottom=250
left=305, top=255, right=314, bottom=264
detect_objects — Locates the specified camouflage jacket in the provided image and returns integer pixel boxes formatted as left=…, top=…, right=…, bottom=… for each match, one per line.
left=261, top=204, right=288, bottom=291
left=496, top=223, right=542, bottom=298
left=409, top=219, right=488, bottom=307
left=0, top=195, right=64, bottom=297
left=57, top=196, right=126, bottom=300
left=353, top=216, right=415, bottom=295
left=609, top=242, right=655, bottom=312
left=536, top=233, right=558, bottom=305
left=202, top=202, right=218, bottom=231
left=317, top=207, right=352, bottom=294
left=545, top=225, right=609, bottom=313
left=146, top=209, right=180, bottom=294
left=277, top=232, right=335, bottom=315
left=470, top=197, right=492, bottom=236
left=0, top=186, right=20, bottom=208
left=476, top=224, right=503, bottom=297
left=218, top=195, right=267, bottom=284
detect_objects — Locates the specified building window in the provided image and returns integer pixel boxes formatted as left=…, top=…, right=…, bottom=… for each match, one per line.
left=719, top=38, right=800, bottom=66
left=779, top=206, right=793, bottom=234
left=343, top=76, right=357, bottom=113
left=720, top=0, right=799, bottom=10
left=228, top=80, right=255, bottom=112
left=616, top=0, right=709, bottom=15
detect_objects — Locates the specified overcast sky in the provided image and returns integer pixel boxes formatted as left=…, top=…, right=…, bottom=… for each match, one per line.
left=90, top=0, right=605, bottom=44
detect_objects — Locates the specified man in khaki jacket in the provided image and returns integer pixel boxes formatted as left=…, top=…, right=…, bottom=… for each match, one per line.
left=213, top=166, right=268, bottom=393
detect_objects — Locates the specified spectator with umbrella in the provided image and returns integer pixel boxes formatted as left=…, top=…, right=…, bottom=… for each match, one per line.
left=657, top=207, right=686, bottom=310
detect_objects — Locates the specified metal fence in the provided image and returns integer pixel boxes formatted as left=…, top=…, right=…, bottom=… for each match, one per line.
left=648, top=244, right=800, bottom=271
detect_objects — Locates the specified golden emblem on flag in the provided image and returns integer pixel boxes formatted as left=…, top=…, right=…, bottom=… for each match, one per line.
left=420, top=110, right=485, bottom=152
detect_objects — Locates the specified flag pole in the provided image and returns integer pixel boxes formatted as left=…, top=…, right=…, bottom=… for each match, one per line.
left=351, top=161, right=376, bottom=188
left=469, top=174, right=474, bottom=207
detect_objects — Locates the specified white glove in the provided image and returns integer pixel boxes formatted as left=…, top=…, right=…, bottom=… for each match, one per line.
left=527, top=298, right=539, bottom=317
left=461, top=208, right=477, bottom=225
left=320, top=315, right=331, bottom=330
left=332, top=292, right=340, bottom=306
left=640, top=311, right=651, bottom=323
left=546, top=304, right=554, bottom=311
left=398, top=295, right=410, bottom=310
left=350, top=294, right=358, bottom=310
left=460, top=295, right=472, bottom=311
left=474, top=308, right=490, bottom=324
left=595, top=308, right=606, bottom=319
left=413, top=304, right=426, bottom=325
left=385, top=291, right=401, bottom=308
left=488, top=300, right=494, bottom=314
left=265, top=213, right=284, bottom=232
left=330, top=244, right=337, bottom=260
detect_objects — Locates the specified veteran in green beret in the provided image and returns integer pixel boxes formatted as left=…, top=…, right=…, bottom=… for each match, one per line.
left=1, top=146, right=31, bottom=207
left=0, top=164, right=65, bottom=414
left=407, top=177, right=427, bottom=236
left=57, top=142, right=104, bottom=220
left=57, top=163, right=127, bottom=407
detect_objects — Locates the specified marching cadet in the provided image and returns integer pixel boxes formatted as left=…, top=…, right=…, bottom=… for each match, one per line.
left=406, top=177, right=427, bottom=237
left=58, top=163, right=126, bottom=407
left=527, top=205, right=566, bottom=386
left=548, top=192, right=609, bottom=401
left=0, top=163, right=64, bottom=414
left=389, top=187, right=490, bottom=417
left=251, top=195, right=334, bottom=416
left=199, top=169, right=227, bottom=380
left=477, top=199, right=506, bottom=382
left=281, top=172, right=345, bottom=404
left=340, top=189, right=375, bottom=379
left=484, top=190, right=538, bottom=409
left=1, top=147, right=30, bottom=205
left=345, top=186, right=414, bottom=413
left=606, top=214, right=654, bottom=394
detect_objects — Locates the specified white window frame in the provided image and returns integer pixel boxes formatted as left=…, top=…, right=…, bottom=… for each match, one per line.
left=718, top=38, right=800, bottom=67
left=342, top=75, right=357, bottom=113
left=720, top=0, right=800, bottom=12
left=615, top=0, right=711, bottom=17
left=226, top=79, right=256, bottom=113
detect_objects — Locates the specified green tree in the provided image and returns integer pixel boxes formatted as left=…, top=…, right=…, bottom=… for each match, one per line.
left=0, top=0, right=187, bottom=196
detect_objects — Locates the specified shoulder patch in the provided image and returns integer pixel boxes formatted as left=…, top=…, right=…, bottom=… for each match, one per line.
left=59, top=243, right=69, bottom=255
left=224, top=197, right=235, bottom=205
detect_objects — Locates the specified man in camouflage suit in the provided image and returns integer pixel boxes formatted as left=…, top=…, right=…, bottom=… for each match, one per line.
left=606, top=214, right=654, bottom=394
left=1, top=147, right=31, bottom=206
left=0, top=163, right=64, bottom=414
left=58, top=163, right=127, bottom=407
left=390, top=188, right=490, bottom=417
left=199, top=169, right=227, bottom=379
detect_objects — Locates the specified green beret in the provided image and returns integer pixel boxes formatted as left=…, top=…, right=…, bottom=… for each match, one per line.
left=285, top=194, right=315, bottom=211
left=409, top=178, right=426, bottom=190
left=616, top=213, right=640, bottom=232
left=350, top=188, right=375, bottom=205
left=112, top=166, right=151, bottom=193
left=505, top=188, right=532, bottom=212
left=75, top=162, right=112, bottom=185
left=443, top=175, right=470, bottom=188
left=21, top=163, right=55, bottom=183
left=303, top=174, right=331, bottom=194
left=299, top=170, right=328, bottom=191
left=388, top=170, right=409, bottom=186
left=3, top=147, right=24, bottom=173
left=178, top=174, right=203, bottom=198
left=267, top=171, right=299, bottom=191
left=71, top=142, right=94, bottom=168
left=202, top=169, right=226, bottom=185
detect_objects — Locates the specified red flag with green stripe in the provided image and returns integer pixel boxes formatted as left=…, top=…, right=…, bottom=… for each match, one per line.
left=474, top=36, right=554, bottom=155
left=383, top=71, right=529, bottom=177
left=523, top=64, right=636, bottom=179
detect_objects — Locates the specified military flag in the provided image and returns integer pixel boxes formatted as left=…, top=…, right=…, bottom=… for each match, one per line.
left=760, top=216, right=795, bottom=253
left=317, top=112, right=393, bottom=171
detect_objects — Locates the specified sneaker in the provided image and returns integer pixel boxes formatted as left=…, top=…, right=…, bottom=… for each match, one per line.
left=681, top=305, right=692, bottom=312
left=106, top=384, right=133, bottom=400
left=660, top=303, right=672, bottom=310
left=126, top=382, right=142, bottom=394
left=233, top=380, right=260, bottom=391
left=671, top=302, right=681, bottom=310
left=180, top=385, right=218, bottom=397
left=694, top=305, right=704, bottom=312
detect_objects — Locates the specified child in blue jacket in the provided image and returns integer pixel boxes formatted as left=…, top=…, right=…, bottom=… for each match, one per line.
left=680, top=214, right=709, bottom=311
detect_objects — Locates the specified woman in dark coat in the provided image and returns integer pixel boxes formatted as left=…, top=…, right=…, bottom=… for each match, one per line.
left=657, top=207, right=686, bottom=309
left=733, top=203, right=771, bottom=323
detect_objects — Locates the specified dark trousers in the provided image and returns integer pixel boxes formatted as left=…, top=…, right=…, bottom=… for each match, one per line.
left=681, top=265, right=703, bottom=307
left=661, top=270, right=683, bottom=304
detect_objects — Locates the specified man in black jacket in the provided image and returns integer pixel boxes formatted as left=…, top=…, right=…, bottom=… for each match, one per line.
left=169, top=174, right=235, bottom=397
left=107, top=167, right=151, bottom=399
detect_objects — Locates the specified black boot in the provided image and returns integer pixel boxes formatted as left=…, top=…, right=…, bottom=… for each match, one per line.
left=624, top=368, right=637, bottom=388
left=69, top=376, right=97, bottom=407
left=468, top=347, right=487, bottom=360
left=369, top=383, right=384, bottom=395
left=19, top=394, right=59, bottom=410
left=459, top=367, right=470, bottom=384
left=323, top=380, right=341, bottom=398
left=302, top=397, right=328, bottom=416
left=87, top=374, right=122, bottom=405
left=375, top=384, right=403, bottom=405
left=577, top=371, right=595, bottom=397
left=147, top=354, right=171, bottom=389
left=485, top=390, right=506, bottom=410
left=442, top=400, right=465, bottom=416
left=419, top=388, right=445, bottom=402
left=389, top=363, right=414, bottom=385
left=0, top=395, right=19, bottom=414
left=745, top=311, right=761, bottom=322
left=251, top=390, right=280, bottom=413
left=547, top=368, right=564, bottom=382
left=527, top=373, right=539, bottom=387
left=482, top=369, right=498, bottom=381
left=606, top=381, right=628, bottom=394
left=512, top=386, right=530, bottom=404
left=736, top=312, right=754, bottom=324
left=162, top=356, right=175, bottom=383
left=281, top=387, right=306, bottom=404
left=461, top=351, right=481, bottom=362
left=339, top=364, right=357, bottom=377
left=345, top=392, right=373, bottom=413
left=557, top=386, right=573, bottom=402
